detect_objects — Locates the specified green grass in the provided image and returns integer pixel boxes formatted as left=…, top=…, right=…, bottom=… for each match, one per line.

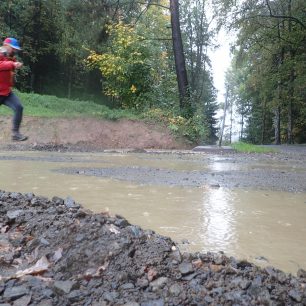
left=0, top=91, right=138, bottom=120
left=231, top=142, right=277, bottom=153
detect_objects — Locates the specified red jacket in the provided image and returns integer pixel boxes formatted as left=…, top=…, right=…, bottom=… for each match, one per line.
left=0, top=48, right=16, bottom=96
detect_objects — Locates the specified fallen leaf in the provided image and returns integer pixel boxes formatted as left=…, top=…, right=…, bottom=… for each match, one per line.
left=147, top=268, right=157, bottom=282
left=15, top=256, right=50, bottom=278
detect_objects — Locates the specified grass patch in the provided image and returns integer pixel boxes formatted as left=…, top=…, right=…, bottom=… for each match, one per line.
left=231, top=142, right=277, bottom=153
left=0, top=91, right=138, bottom=120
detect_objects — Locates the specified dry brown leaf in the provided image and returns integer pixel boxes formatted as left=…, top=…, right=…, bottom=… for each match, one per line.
left=15, top=256, right=50, bottom=278
left=147, top=268, right=157, bottom=281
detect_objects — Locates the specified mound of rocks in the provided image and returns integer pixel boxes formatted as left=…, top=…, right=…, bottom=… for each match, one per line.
left=0, top=191, right=306, bottom=305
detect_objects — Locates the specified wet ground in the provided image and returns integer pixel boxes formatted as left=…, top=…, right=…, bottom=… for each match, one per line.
left=0, top=145, right=306, bottom=305
left=0, top=191, right=306, bottom=305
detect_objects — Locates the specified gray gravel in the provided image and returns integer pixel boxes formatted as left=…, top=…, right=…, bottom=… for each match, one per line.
left=1, top=191, right=306, bottom=305
left=54, top=148, right=306, bottom=192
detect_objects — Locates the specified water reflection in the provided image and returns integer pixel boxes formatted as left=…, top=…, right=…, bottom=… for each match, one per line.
left=0, top=151, right=306, bottom=274
left=200, top=188, right=237, bottom=254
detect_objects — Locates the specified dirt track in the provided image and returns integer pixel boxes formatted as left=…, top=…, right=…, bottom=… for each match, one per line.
left=0, top=142, right=306, bottom=193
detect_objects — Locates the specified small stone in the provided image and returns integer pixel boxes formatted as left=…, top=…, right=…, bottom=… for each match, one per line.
left=297, top=268, right=306, bottom=278
left=68, top=290, right=83, bottom=303
left=54, top=280, right=75, bottom=294
left=3, top=286, right=29, bottom=301
left=182, top=272, right=197, bottom=281
left=75, top=234, right=85, bottom=242
left=169, top=283, right=181, bottom=296
left=30, top=198, right=40, bottom=206
left=40, top=238, right=50, bottom=246
left=115, top=218, right=129, bottom=227
left=209, top=183, right=220, bottom=188
left=289, top=289, right=302, bottom=302
left=239, top=280, right=251, bottom=290
left=12, top=295, right=31, bottom=306
left=276, top=271, right=287, bottom=284
left=64, top=196, right=80, bottom=209
left=170, top=250, right=182, bottom=263
left=136, top=278, right=149, bottom=288
left=36, top=300, right=53, bottom=306
left=120, top=283, right=134, bottom=290
left=6, top=210, right=23, bottom=220
left=24, top=193, right=34, bottom=201
left=178, top=262, right=194, bottom=275
left=52, top=196, right=64, bottom=205
left=141, top=299, right=165, bottom=306
left=10, top=192, right=20, bottom=199
left=103, top=291, right=119, bottom=302
left=150, top=277, right=168, bottom=291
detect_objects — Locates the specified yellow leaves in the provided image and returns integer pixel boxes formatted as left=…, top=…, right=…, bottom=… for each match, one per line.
left=160, top=51, right=168, bottom=59
left=130, top=84, right=137, bottom=93
left=169, top=116, right=187, bottom=126
left=85, top=21, right=153, bottom=107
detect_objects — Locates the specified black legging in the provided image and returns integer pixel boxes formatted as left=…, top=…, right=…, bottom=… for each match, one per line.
left=0, top=92, right=23, bottom=132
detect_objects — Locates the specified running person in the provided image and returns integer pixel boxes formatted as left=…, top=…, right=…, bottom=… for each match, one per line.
left=0, top=37, right=28, bottom=141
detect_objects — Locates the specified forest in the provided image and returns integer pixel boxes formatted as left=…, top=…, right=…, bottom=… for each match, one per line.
left=0, top=0, right=305, bottom=144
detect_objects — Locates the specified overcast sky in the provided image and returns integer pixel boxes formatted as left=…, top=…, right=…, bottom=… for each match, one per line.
left=209, top=28, right=233, bottom=103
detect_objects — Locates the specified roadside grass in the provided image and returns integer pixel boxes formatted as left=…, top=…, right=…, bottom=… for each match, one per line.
left=0, top=91, right=138, bottom=120
left=231, top=142, right=277, bottom=153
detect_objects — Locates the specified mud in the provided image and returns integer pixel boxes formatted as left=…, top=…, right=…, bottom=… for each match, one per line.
left=1, top=144, right=306, bottom=192
left=1, top=191, right=306, bottom=305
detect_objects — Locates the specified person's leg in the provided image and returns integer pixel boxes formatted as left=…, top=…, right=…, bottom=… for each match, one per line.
left=2, top=92, right=27, bottom=141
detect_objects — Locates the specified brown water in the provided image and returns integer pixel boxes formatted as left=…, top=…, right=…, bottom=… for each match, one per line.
left=0, top=151, right=305, bottom=274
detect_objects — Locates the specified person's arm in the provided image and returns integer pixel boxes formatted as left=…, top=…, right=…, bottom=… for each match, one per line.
left=0, top=60, right=15, bottom=71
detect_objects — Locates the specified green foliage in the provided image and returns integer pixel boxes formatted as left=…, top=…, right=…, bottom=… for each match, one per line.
left=142, top=108, right=209, bottom=143
left=0, top=0, right=219, bottom=144
left=228, top=0, right=306, bottom=144
left=86, top=23, right=153, bottom=109
left=180, top=0, right=219, bottom=143
left=0, top=91, right=137, bottom=120
left=231, top=142, right=277, bottom=153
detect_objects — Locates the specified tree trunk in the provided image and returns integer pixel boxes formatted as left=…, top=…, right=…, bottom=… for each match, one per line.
left=261, top=98, right=266, bottom=144
left=287, top=0, right=294, bottom=144
left=274, top=106, right=281, bottom=145
left=229, top=100, right=233, bottom=144
left=218, top=86, right=229, bottom=147
left=274, top=22, right=284, bottom=145
left=170, top=0, right=190, bottom=114
left=240, top=114, right=244, bottom=141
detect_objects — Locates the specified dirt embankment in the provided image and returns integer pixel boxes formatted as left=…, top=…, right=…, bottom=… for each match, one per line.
left=0, top=116, right=192, bottom=151
left=1, top=191, right=306, bottom=305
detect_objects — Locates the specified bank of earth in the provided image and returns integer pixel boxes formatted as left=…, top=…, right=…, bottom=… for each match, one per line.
left=0, top=116, right=192, bottom=151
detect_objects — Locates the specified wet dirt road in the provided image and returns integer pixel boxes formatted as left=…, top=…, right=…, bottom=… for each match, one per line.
left=0, top=147, right=306, bottom=274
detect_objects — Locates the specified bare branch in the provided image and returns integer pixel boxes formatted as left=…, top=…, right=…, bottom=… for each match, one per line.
left=264, top=0, right=305, bottom=29
left=109, top=0, right=169, bottom=10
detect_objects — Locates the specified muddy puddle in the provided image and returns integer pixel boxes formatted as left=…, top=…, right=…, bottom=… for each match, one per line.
left=0, top=150, right=305, bottom=274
